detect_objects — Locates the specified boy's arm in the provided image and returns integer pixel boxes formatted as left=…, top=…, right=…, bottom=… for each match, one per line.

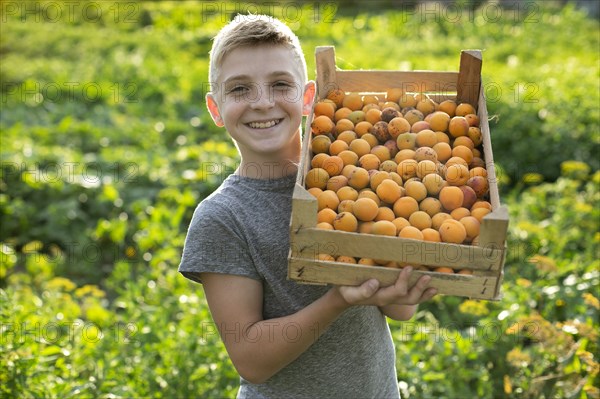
left=201, top=272, right=350, bottom=384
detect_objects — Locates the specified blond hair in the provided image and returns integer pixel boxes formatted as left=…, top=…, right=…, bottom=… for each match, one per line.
left=208, top=14, right=307, bottom=92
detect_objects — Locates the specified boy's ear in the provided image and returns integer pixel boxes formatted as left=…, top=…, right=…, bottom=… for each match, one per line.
left=302, top=81, right=316, bottom=116
left=206, top=93, right=224, bottom=127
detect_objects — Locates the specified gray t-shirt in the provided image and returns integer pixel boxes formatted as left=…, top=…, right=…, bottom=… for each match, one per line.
left=179, top=172, right=400, bottom=398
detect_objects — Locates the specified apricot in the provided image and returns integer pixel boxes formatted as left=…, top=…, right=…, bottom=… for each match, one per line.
left=448, top=116, right=469, bottom=138
left=353, top=121, right=371, bottom=137
left=334, top=107, right=353, bottom=122
left=363, top=94, right=380, bottom=105
left=316, top=222, right=334, bottom=230
left=333, top=211, right=358, bottom=232
left=359, top=153, right=381, bottom=171
left=458, top=185, right=478, bottom=209
left=329, top=139, right=349, bottom=156
left=311, top=135, right=331, bottom=154
left=317, top=208, right=337, bottom=224
left=357, top=189, right=381, bottom=206
left=368, top=121, right=389, bottom=143
left=395, top=149, right=416, bottom=163
left=459, top=216, right=480, bottom=242
left=357, top=221, right=374, bottom=234
left=317, top=190, right=340, bottom=211
left=389, top=172, right=404, bottom=187
left=396, top=132, right=417, bottom=150
left=433, top=267, right=455, bottom=274
left=338, top=199, right=356, bottom=213
left=410, top=120, right=431, bottom=133
left=306, top=168, right=330, bottom=189
left=376, top=179, right=402, bottom=204
left=381, top=107, right=401, bottom=123
left=307, top=187, right=323, bottom=198
left=379, top=160, right=398, bottom=173
left=352, top=197, right=379, bottom=221
left=338, top=150, right=359, bottom=167
left=455, top=103, right=476, bottom=117
left=452, top=145, right=474, bottom=165
left=372, top=220, right=397, bottom=236
left=422, top=228, right=441, bottom=242
left=435, top=131, right=451, bottom=144
left=326, top=88, right=345, bottom=108
left=457, top=269, right=473, bottom=275
left=404, top=109, right=424, bottom=126
left=471, top=157, right=485, bottom=168
left=432, top=142, right=452, bottom=163
left=365, top=108, right=382, bottom=125
left=471, top=200, right=492, bottom=211
left=326, top=175, right=348, bottom=192
left=446, top=156, right=469, bottom=168
left=468, top=127, right=483, bottom=146
left=393, top=196, right=419, bottom=219
left=420, top=197, right=442, bottom=217
left=450, top=207, right=470, bottom=220
left=422, top=173, right=446, bottom=196
left=399, top=226, right=424, bottom=240
left=382, top=102, right=400, bottom=111
left=386, top=88, right=404, bottom=103
left=347, top=110, right=366, bottom=125
left=438, top=100, right=457, bottom=117
left=392, top=217, right=411, bottom=234
left=471, top=207, right=491, bottom=222
left=439, top=186, right=464, bottom=211
left=314, top=101, right=336, bottom=119
left=445, top=164, right=470, bottom=186
left=397, top=159, right=418, bottom=180
left=416, top=160, right=438, bottom=179
left=311, top=153, right=330, bottom=169
left=404, top=180, right=427, bottom=202
left=317, top=253, right=335, bottom=262
left=383, top=140, right=399, bottom=159
left=343, top=93, right=364, bottom=111
left=467, top=176, right=489, bottom=198
left=416, top=99, right=436, bottom=116
left=465, top=113, right=480, bottom=127
left=336, top=118, right=355, bottom=133
left=398, top=93, right=417, bottom=108
left=375, top=206, right=396, bottom=222
left=336, top=255, right=357, bottom=264
left=453, top=136, right=475, bottom=150
left=439, top=219, right=467, bottom=244
left=348, top=167, right=370, bottom=190
left=341, top=164, right=357, bottom=179
left=388, top=117, right=411, bottom=138
left=361, top=133, right=379, bottom=149
left=349, top=138, right=371, bottom=158
left=409, top=211, right=432, bottom=230
left=358, top=258, right=377, bottom=266
left=335, top=186, right=358, bottom=201
left=311, top=115, right=335, bottom=135
left=415, top=129, right=437, bottom=147
left=431, top=212, right=452, bottom=230
left=428, top=111, right=451, bottom=132
left=321, top=155, right=344, bottom=176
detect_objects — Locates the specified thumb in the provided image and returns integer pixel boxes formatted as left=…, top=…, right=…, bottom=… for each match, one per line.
left=361, top=279, right=380, bottom=298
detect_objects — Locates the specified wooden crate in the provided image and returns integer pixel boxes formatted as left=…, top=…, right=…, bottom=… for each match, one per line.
left=287, top=46, right=509, bottom=300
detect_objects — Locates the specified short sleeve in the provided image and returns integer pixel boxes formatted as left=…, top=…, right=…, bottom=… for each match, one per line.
left=178, top=200, right=261, bottom=284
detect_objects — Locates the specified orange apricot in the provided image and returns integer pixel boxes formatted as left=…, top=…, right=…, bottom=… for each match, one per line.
left=397, top=159, right=419, bottom=180
left=329, top=139, right=349, bottom=156
left=311, top=115, right=335, bottom=135
left=347, top=167, right=370, bottom=190
left=321, top=155, right=344, bottom=176
left=459, top=216, right=480, bottom=242
left=316, top=222, right=334, bottom=230
left=399, top=226, right=424, bottom=240
left=404, top=180, right=428, bottom=202
left=433, top=266, right=455, bottom=274
left=317, top=208, right=337, bottom=224
left=307, top=187, right=323, bottom=198
left=317, top=190, right=340, bottom=211
left=395, top=149, right=416, bottom=163
left=432, top=142, right=452, bottom=163
left=392, top=217, right=411, bottom=234
left=393, top=196, right=419, bottom=219
left=379, top=159, right=398, bottom=173
left=336, top=118, right=354, bottom=133
left=438, top=100, right=457, bottom=117
left=326, top=175, right=348, bottom=192
left=306, top=168, right=330, bottom=189
left=450, top=207, right=470, bottom=220
left=388, top=117, right=411, bottom=139
left=342, top=93, right=364, bottom=111
left=455, top=103, right=476, bottom=117
left=333, top=211, right=358, bottom=232
left=371, top=220, right=397, bottom=236
left=374, top=207, right=396, bottom=222
left=334, top=107, right=353, bottom=122
left=314, top=101, right=336, bottom=119
left=439, top=186, right=464, bottom=211
left=311, top=135, right=331, bottom=154
left=468, top=127, right=483, bottom=146
left=386, top=88, right=405, bottom=103
left=415, top=129, right=438, bottom=147
left=398, top=93, right=417, bottom=108
left=445, top=164, right=470, bottom=186
left=409, top=211, right=432, bottom=230
left=338, top=150, right=359, bottom=166
left=420, top=197, right=442, bottom=217
left=355, top=121, right=373, bottom=137
left=376, top=179, right=402, bottom=204
left=326, top=88, right=345, bottom=108
left=431, top=212, right=452, bottom=230
left=338, top=199, right=355, bottom=213
left=359, top=153, right=381, bottom=171
left=471, top=207, right=491, bottom=222
left=358, top=221, right=374, bottom=234
left=416, top=160, right=438, bottom=179
left=448, top=116, right=469, bottom=138
left=451, top=145, right=474, bottom=165
left=311, top=153, right=330, bottom=169
left=422, top=173, right=446, bottom=196
left=348, top=138, right=371, bottom=158
left=336, top=255, right=357, bottom=264
left=365, top=108, right=382, bottom=125
left=352, top=197, right=380, bottom=221
left=422, top=228, right=441, bottom=242
left=428, top=111, right=451, bottom=132
left=438, top=219, right=467, bottom=244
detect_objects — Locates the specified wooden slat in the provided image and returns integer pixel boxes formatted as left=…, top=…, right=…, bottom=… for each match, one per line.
left=336, top=70, right=458, bottom=94
left=290, top=227, right=505, bottom=271
left=478, top=85, right=501, bottom=210
left=456, top=50, right=482, bottom=109
left=298, top=112, right=314, bottom=186
left=288, top=258, right=499, bottom=300
left=315, top=46, right=338, bottom=99
left=290, top=184, right=317, bottom=231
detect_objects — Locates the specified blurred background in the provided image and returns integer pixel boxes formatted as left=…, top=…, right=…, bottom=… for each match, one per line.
left=1, top=1, right=599, bottom=398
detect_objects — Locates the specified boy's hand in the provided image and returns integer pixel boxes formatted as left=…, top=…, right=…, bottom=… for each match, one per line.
left=335, top=266, right=437, bottom=307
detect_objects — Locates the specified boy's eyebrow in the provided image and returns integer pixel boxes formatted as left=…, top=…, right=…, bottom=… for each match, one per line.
left=223, top=71, right=296, bottom=84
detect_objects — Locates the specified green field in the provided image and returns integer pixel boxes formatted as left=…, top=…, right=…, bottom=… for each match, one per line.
left=1, top=1, right=599, bottom=398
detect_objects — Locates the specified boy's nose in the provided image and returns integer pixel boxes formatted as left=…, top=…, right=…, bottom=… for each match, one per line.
left=250, top=87, right=275, bottom=110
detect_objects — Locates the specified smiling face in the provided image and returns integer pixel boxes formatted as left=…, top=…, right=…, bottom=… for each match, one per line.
left=206, top=45, right=314, bottom=175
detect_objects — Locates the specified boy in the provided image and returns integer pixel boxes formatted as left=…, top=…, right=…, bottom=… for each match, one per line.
left=178, top=14, right=437, bottom=398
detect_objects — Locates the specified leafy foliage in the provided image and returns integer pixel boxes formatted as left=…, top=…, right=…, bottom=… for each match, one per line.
left=1, top=1, right=598, bottom=398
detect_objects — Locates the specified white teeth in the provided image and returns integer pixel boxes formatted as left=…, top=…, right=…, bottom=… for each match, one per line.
left=248, top=119, right=280, bottom=129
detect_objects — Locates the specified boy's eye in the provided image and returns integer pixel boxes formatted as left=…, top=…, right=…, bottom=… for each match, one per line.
left=229, top=86, right=247, bottom=93
left=273, top=81, right=293, bottom=89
